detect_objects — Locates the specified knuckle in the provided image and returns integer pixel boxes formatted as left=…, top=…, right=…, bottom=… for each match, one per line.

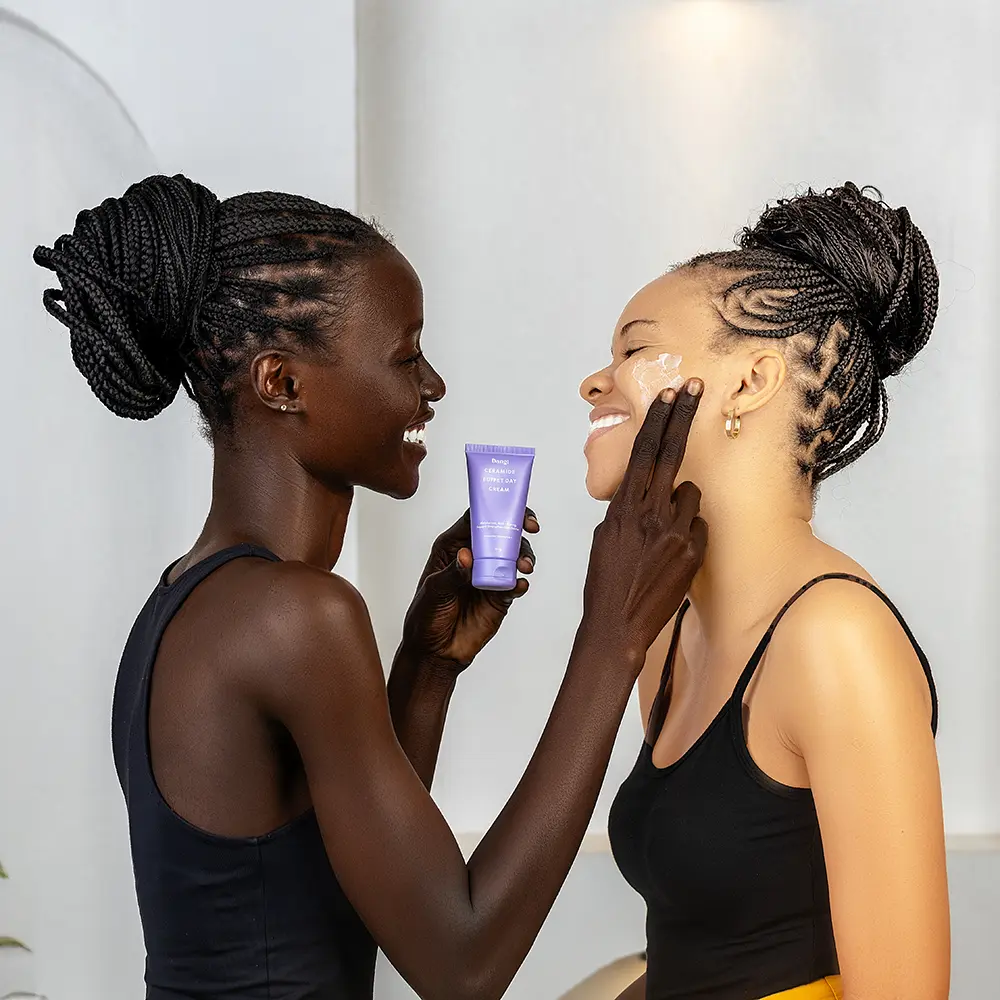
left=639, top=509, right=661, bottom=533
left=659, top=440, right=682, bottom=467
left=634, top=435, right=659, bottom=459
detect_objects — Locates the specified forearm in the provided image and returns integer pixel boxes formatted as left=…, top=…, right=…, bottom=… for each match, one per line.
left=386, top=645, right=458, bottom=789
left=459, top=624, right=639, bottom=996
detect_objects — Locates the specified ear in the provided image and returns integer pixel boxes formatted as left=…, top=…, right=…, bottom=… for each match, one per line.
left=251, top=351, right=302, bottom=413
left=720, top=347, right=787, bottom=418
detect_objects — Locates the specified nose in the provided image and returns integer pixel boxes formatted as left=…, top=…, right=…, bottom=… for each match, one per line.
left=422, top=359, right=446, bottom=402
left=579, top=366, right=613, bottom=404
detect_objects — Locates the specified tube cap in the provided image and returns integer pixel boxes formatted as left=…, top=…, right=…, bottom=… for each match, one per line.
left=472, top=558, right=517, bottom=591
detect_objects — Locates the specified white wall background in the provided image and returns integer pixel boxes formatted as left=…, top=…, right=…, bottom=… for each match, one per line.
left=0, top=4, right=357, bottom=999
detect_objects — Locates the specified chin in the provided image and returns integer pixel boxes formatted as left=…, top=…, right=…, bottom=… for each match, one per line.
left=393, top=460, right=423, bottom=500
left=585, top=468, right=622, bottom=502
left=385, top=473, right=420, bottom=501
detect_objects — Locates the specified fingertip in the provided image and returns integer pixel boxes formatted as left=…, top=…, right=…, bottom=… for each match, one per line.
left=659, top=387, right=676, bottom=404
left=458, top=548, right=473, bottom=569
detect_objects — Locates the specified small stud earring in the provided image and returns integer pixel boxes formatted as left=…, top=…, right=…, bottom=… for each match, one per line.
left=280, top=404, right=288, bottom=412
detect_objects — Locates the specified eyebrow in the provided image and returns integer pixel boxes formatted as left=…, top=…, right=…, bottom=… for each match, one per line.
left=617, top=318, right=659, bottom=338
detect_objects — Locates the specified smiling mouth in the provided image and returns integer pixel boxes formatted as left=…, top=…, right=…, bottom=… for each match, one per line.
left=586, top=413, right=630, bottom=445
left=403, top=423, right=427, bottom=448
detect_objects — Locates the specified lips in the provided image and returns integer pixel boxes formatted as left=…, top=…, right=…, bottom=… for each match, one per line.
left=585, top=407, right=631, bottom=448
left=403, top=410, right=434, bottom=450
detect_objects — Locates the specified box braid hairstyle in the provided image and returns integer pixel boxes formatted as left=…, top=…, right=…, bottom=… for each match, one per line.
left=685, top=182, right=938, bottom=484
left=33, top=174, right=393, bottom=433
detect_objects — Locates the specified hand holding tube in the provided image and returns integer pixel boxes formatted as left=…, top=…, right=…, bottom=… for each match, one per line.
left=399, top=506, right=539, bottom=671
left=582, top=379, right=707, bottom=668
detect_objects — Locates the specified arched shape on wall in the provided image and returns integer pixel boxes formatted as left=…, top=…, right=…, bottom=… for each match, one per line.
left=0, top=13, right=207, bottom=1000
left=0, top=8, right=145, bottom=140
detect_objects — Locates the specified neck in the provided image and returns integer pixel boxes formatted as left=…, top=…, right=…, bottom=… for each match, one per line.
left=686, top=449, right=815, bottom=639
left=194, top=439, right=353, bottom=572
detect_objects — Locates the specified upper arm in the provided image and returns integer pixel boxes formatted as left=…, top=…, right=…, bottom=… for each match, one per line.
left=775, top=582, right=949, bottom=1000
left=247, top=568, right=472, bottom=997
left=637, top=612, right=677, bottom=732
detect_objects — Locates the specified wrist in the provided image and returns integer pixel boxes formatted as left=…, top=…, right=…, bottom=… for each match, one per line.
left=393, top=642, right=466, bottom=682
left=572, top=618, right=646, bottom=678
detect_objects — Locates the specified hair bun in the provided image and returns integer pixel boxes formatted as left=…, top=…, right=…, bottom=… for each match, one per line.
left=33, top=174, right=220, bottom=419
left=742, top=182, right=938, bottom=379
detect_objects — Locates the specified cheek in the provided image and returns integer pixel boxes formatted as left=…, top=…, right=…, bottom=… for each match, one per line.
left=618, top=352, right=686, bottom=416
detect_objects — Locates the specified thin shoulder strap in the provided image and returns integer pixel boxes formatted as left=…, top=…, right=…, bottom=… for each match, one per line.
left=157, top=543, right=281, bottom=622
left=645, top=599, right=692, bottom=746
left=731, top=573, right=938, bottom=735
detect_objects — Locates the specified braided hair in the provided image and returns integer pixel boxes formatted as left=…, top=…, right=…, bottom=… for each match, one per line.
left=33, top=174, right=392, bottom=430
left=686, top=182, right=938, bottom=483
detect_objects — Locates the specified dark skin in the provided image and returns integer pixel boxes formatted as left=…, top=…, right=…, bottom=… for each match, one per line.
left=151, top=246, right=707, bottom=1000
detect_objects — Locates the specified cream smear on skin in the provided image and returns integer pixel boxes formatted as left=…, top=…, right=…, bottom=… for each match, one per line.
left=630, top=351, right=685, bottom=410
left=586, top=352, right=685, bottom=444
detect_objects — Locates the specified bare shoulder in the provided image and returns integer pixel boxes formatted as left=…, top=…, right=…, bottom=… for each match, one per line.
left=217, top=558, right=382, bottom=705
left=766, top=574, right=934, bottom=750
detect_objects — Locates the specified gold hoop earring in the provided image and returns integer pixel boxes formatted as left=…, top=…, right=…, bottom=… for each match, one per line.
left=725, top=410, right=741, bottom=439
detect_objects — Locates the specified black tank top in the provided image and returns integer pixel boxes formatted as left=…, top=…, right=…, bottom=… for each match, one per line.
left=608, top=574, right=938, bottom=1000
left=111, top=545, right=377, bottom=1000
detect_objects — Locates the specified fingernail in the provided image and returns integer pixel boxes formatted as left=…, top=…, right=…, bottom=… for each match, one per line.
left=687, top=379, right=704, bottom=396
left=660, top=388, right=676, bottom=403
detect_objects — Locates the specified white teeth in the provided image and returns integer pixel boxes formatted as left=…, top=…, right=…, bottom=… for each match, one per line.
left=403, top=424, right=427, bottom=446
left=589, top=414, right=630, bottom=434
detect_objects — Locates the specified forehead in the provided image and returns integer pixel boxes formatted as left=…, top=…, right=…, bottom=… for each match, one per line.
left=360, top=247, right=422, bottom=307
left=614, top=268, right=715, bottom=342
left=345, top=248, right=423, bottom=333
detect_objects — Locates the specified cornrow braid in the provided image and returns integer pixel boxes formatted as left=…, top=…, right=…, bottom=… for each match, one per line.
left=687, top=182, right=938, bottom=483
left=34, top=174, right=392, bottom=429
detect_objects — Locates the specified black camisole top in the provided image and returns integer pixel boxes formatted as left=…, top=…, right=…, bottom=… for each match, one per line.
left=111, top=545, right=377, bottom=999
left=608, top=573, right=938, bottom=1000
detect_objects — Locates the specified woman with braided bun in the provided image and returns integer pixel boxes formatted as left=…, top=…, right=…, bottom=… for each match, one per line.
left=34, top=174, right=708, bottom=1000
left=581, top=184, right=949, bottom=1000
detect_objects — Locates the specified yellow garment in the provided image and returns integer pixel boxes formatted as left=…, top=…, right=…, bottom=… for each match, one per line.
left=759, top=975, right=843, bottom=999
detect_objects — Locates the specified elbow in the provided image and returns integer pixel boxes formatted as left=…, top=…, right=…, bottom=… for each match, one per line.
left=421, top=958, right=512, bottom=1000
left=438, top=974, right=507, bottom=1000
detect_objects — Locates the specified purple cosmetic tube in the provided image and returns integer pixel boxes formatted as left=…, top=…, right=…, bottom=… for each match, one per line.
left=465, top=444, right=535, bottom=591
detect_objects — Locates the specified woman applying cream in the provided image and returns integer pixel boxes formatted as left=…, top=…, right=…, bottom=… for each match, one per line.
left=35, top=174, right=708, bottom=1000
left=580, top=184, right=948, bottom=1000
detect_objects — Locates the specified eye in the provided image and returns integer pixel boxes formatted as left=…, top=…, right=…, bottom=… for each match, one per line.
left=404, top=351, right=424, bottom=366
left=623, top=346, right=644, bottom=359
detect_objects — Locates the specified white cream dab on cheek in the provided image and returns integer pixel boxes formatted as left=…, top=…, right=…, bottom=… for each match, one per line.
left=629, top=352, right=685, bottom=410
